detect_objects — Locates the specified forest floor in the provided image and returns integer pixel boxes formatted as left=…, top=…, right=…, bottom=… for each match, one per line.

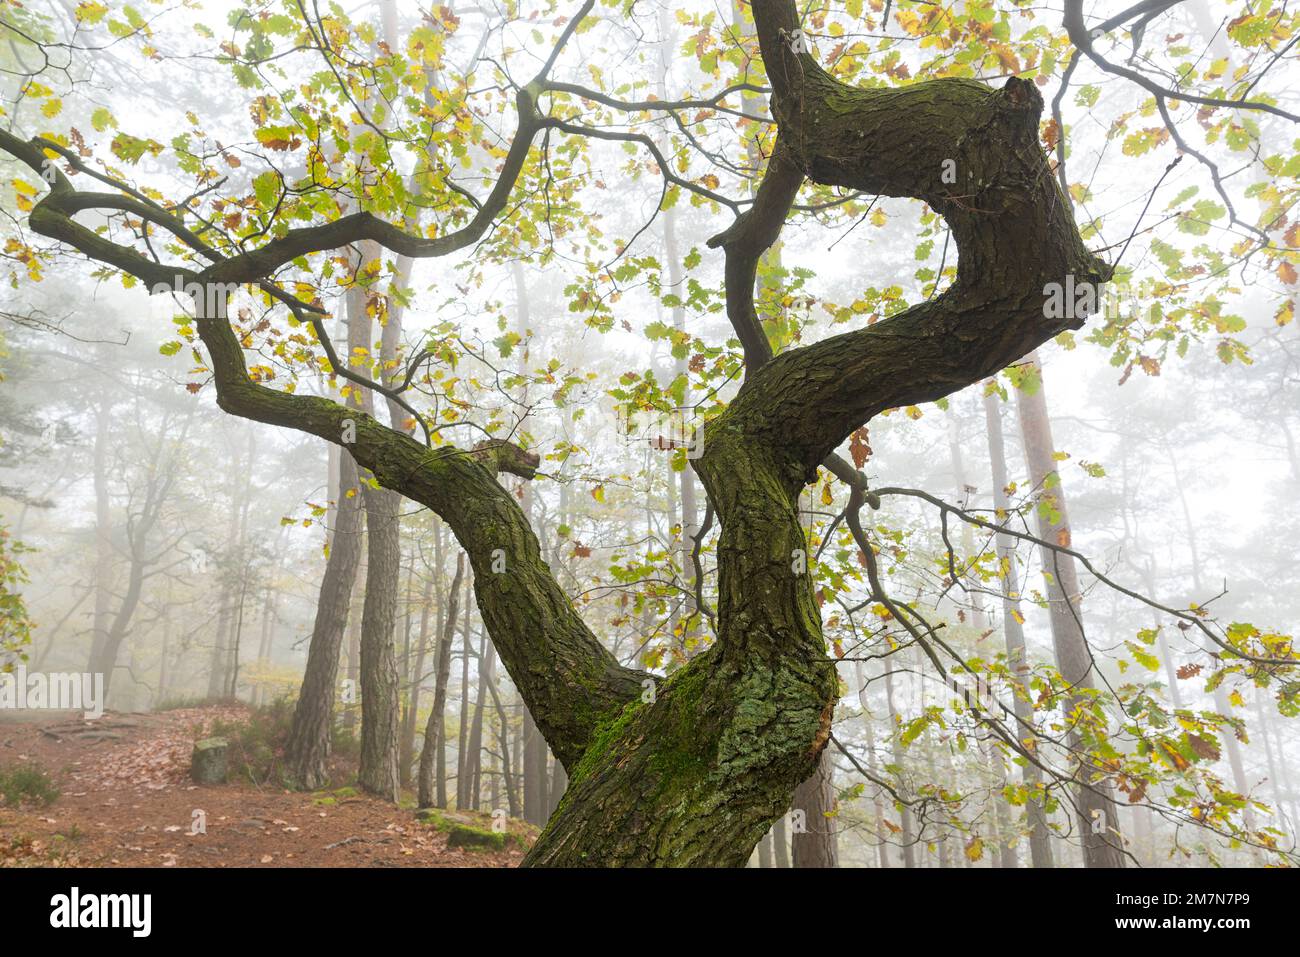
left=0, top=704, right=531, bottom=867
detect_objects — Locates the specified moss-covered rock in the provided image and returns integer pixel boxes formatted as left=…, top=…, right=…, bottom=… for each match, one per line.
left=446, top=823, right=508, bottom=850
left=190, top=737, right=229, bottom=785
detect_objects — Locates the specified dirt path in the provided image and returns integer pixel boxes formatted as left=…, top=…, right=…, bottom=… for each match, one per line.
left=0, top=705, right=527, bottom=867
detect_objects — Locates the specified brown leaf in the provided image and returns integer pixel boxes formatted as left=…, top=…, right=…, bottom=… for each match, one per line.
left=1187, top=734, right=1221, bottom=762
left=1041, top=118, right=1059, bottom=153
left=849, top=427, right=873, bottom=468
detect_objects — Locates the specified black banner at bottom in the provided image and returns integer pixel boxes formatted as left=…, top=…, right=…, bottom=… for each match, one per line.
left=0, top=866, right=1281, bottom=942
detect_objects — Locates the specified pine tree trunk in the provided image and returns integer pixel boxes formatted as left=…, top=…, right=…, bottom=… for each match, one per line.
left=399, top=573, right=434, bottom=787
left=284, top=451, right=364, bottom=789
left=419, top=553, right=464, bottom=808
left=983, top=387, right=1055, bottom=868
left=456, top=584, right=473, bottom=810
left=485, top=663, right=519, bottom=817
left=772, top=813, right=790, bottom=868
left=1015, top=353, right=1124, bottom=867
left=88, top=388, right=114, bottom=677
left=343, top=603, right=361, bottom=733
left=791, top=748, right=838, bottom=867
left=548, top=755, right=567, bottom=818
left=358, top=485, right=401, bottom=800
left=883, top=658, right=916, bottom=868
left=522, top=709, right=545, bottom=825
left=465, top=634, right=491, bottom=811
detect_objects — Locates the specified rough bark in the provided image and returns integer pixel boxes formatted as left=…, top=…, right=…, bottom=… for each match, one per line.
left=791, top=748, right=838, bottom=867
left=358, top=483, right=401, bottom=800
left=284, top=451, right=364, bottom=789
left=339, top=257, right=403, bottom=800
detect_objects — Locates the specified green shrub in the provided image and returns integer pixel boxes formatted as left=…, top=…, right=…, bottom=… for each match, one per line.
left=154, top=694, right=220, bottom=712
left=0, top=763, right=59, bottom=807
left=207, top=699, right=295, bottom=787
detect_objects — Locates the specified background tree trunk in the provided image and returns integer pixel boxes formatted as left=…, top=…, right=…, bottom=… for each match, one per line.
left=465, top=633, right=492, bottom=811
left=284, top=450, right=364, bottom=789
left=1015, top=353, right=1123, bottom=867
left=791, top=748, right=838, bottom=867
left=358, top=483, right=401, bottom=800
left=983, top=386, right=1054, bottom=868
left=399, top=573, right=434, bottom=787
left=419, top=553, right=464, bottom=808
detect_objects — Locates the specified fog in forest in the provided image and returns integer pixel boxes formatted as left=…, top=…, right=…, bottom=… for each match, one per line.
left=0, top=0, right=1296, bottom=875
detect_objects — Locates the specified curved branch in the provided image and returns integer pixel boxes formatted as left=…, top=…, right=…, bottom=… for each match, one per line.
left=1063, top=0, right=1300, bottom=123
left=712, top=1, right=1108, bottom=487
left=193, top=308, right=647, bottom=766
